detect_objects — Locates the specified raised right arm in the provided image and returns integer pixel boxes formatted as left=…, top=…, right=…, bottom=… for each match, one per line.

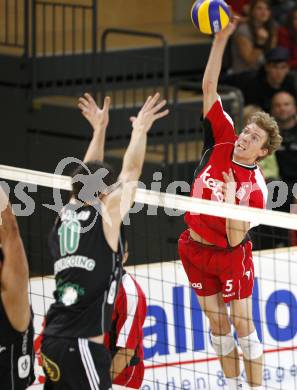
left=78, top=93, right=110, bottom=163
left=118, top=94, right=167, bottom=183
left=202, top=18, right=238, bottom=117
left=102, top=93, right=169, bottom=251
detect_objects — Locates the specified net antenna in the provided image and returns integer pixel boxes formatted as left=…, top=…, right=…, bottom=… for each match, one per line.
left=0, top=164, right=296, bottom=231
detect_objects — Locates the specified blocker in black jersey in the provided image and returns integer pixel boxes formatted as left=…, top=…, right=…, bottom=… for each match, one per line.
left=42, top=202, right=124, bottom=390
left=0, top=295, right=35, bottom=390
left=41, top=91, right=169, bottom=390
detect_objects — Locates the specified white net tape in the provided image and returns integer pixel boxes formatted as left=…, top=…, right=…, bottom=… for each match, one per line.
left=0, top=164, right=296, bottom=231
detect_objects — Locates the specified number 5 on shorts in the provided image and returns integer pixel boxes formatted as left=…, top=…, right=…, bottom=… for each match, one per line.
left=225, top=279, right=233, bottom=292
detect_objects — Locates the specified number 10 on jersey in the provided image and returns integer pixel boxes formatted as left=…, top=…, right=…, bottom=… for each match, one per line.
left=58, top=220, right=81, bottom=257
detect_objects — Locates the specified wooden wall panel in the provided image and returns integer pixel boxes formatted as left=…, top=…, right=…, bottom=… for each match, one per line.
left=98, top=0, right=174, bottom=27
left=0, top=0, right=177, bottom=55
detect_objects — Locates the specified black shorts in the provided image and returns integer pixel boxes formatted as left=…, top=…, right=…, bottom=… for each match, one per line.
left=41, top=336, right=112, bottom=390
left=0, top=338, right=35, bottom=390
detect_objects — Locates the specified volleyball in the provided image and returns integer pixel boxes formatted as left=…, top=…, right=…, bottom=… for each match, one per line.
left=191, top=0, right=231, bottom=35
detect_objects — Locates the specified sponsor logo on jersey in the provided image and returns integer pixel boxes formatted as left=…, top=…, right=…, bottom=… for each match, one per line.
left=54, top=255, right=95, bottom=274
left=22, top=329, right=29, bottom=355
left=61, top=209, right=91, bottom=222
left=222, top=292, right=236, bottom=298
left=107, top=280, right=117, bottom=304
left=200, top=165, right=224, bottom=202
left=18, top=355, right=31, bottom=379
left=42, top=353, right=61, bottom=382
left=236, top=183, right=252, bottom=202
left=236, top=186, right=246, bottom=201
left=57, top=281, right=85, bottom=306
left=61, top=287, right=79, bottom=306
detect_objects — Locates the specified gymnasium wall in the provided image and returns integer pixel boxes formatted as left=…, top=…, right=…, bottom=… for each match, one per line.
left=99, top=0, right=174, bottom=27
left=0, top=0, right=192, bottom=49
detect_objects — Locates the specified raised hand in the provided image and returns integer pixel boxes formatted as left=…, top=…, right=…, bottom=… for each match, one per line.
left=130, top=93, right=169, bottom=133
left=222, top=168, right=237, bottom=204
left=216, top=15, right=240, bottom=41
left=0, top=185, right=10, bottom=226
left=78, top=93, right=111, bottom=132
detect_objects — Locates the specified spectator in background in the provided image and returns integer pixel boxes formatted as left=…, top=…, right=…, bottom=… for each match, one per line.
left=249, top=93, right=297, bottom=249
left=227, top=0, right=250, bottom=19
left=271, top=0, right=295, bottom=26
left=270, top=91, right=297, bottom=247
left=271, top=91, right=297, bottom=211
left=244, top=47, right=297, bottom=112
left=278, top=6, right=297, bottom=70
left=232, top=0, right=277, bottom=74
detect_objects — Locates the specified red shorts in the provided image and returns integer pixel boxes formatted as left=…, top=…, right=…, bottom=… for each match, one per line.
left=113, top=361, right=144, bottom=389
left=178, top=230, right=254, bottom=303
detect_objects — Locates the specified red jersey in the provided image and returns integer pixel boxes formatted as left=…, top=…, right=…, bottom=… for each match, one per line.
left=185, top=98, right=268, bottom=248
left=104, top=272, right=147, bottom=388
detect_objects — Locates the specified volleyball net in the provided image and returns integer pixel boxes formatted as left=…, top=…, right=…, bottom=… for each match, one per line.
left=0, top=164, right=296, bottom=390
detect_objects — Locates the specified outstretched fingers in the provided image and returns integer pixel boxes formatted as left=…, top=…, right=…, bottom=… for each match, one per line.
left=102, top=96, right=111, bottom=111
left=141, top=95, right=153, bottom=112
left=153, top=108, right=169, bottom=120
left=84, top=93, right=95, bottom=103
left=145, top=92, right=161, bottom=111
left=129, top=116, right=137, bottom=123
left=150, top=98, right=167, bottom=115
left=78, top=97, right=90, bottom=113
left=78, top=93, right=98, bottom=113
left=222, top=168, right=235, bottom=183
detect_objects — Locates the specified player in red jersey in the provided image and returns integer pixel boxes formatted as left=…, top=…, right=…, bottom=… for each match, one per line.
left=104, top=243, right=147, bottom=389
left=178, top=18, right=282, bottom=390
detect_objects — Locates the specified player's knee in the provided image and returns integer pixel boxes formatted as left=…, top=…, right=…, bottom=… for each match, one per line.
left=238, top=329, right=263, bottom=360
left=230, top=313, right=242, bottom=330
left=210, top=332, right=236, bottom=356
left=230, top=313, right=253, bottom=335
left=207, top=312, right=230, bottom=334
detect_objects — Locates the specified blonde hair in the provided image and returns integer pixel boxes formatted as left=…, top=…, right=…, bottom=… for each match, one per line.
left=248, top=111, right=283, bottom=157
left=243, top=105, right=262, bottom=127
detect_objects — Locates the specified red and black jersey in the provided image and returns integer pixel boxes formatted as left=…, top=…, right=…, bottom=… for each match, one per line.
left=104, top=272, right=147, bottom=387
left=185, top=97, right=268, bottom=248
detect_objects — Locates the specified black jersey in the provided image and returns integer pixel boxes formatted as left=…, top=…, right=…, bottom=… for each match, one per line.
left=0, top=297, right=35, bottom=388
left=44, top=202, right=123, bottom=339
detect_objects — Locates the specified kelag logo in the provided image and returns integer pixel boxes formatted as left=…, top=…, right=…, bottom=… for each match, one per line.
left=142, top=279, right=297, bottom=360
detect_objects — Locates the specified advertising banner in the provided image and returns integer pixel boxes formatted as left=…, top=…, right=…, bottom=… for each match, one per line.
left=29, top=248, right=297, bottom=389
